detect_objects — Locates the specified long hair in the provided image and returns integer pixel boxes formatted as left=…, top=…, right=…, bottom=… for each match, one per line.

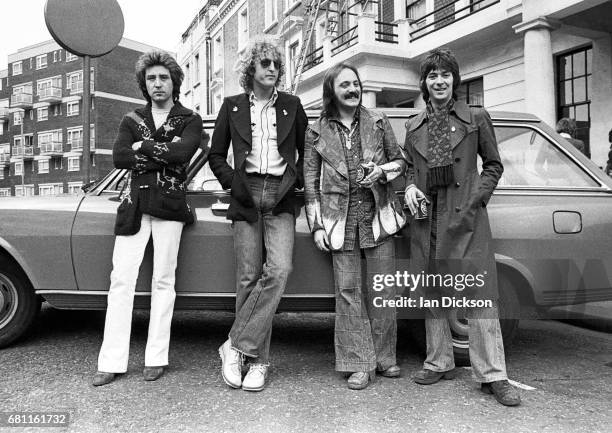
left=419, top=47, right=461, bottom=103
left=321, top=62, right=362, bottom=119
left=135, top=51, right=184, bottom=103
left=236, top=38, right=284, bottom=92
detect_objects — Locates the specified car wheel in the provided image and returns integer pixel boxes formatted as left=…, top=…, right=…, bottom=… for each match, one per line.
left=0, top=266, right=40, bottom=348
left=407, top=273, right=520, bottom=367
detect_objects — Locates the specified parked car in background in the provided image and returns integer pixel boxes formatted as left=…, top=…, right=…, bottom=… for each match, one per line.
left=1, top=109, right=611, bottom=363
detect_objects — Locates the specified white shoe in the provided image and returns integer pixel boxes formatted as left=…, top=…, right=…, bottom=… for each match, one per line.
left=218, top=339, right=243, bottom=388
left=242, top=364, right=268, bottom=392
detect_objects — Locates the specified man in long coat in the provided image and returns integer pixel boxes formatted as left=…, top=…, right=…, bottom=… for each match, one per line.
left=403, top=48, right=521, bottom=406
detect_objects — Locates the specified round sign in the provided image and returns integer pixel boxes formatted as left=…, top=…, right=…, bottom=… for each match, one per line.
left=44, top=0, right=124, bottom=58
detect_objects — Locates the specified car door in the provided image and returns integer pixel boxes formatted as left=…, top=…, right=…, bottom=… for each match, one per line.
left=490, top=121, right=612, bottom=308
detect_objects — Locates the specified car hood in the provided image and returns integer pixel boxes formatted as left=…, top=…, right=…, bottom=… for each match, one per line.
left=0, top=195, right=84, bottom=212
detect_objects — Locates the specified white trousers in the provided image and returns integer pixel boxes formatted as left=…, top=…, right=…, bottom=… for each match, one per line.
left=97, top=214, right=184, bottom=373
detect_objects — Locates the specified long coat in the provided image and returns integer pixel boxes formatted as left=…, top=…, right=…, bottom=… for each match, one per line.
left=208, top=92, right=308, bottom=222
left=304, top=107, right=407, bottom=251
left=403, top=101, right=503, bottom=300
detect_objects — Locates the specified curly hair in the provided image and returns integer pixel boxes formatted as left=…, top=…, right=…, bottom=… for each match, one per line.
left=135, top=51, right=184, bottom=103
left=419, top=47, right=461, bottom=103
left=236, top=38, right=284, bottom=92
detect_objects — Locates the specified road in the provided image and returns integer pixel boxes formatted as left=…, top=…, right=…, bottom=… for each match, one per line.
left=1, top=305, right=611, bottom=433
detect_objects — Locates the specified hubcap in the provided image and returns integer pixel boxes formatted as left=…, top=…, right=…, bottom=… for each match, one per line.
left=0, top=273, right=19, bottom=329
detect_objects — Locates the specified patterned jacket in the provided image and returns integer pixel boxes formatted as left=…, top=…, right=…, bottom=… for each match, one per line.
left=113, top=102, right=202, bottom=226
left=304, top=107, right=407, bottom=251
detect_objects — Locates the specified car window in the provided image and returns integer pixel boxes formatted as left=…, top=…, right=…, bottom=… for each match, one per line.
left=495, top=126, right=597, bottom=188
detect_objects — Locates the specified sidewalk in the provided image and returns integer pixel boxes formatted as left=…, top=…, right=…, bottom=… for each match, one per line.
left=550, top=301, right=612, bottom=333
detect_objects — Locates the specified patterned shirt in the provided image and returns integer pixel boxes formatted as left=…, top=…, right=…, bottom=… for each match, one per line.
left=330, top=112, right=377, bottom=250
left=245, top=90, right=287, bottom=176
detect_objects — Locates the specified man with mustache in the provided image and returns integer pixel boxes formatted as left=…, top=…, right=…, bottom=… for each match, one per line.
left=403, top=48, right=520, bottom=406
left=209, top=38, right=307, bottom=391
left=304, top=62, right=406, bottom=389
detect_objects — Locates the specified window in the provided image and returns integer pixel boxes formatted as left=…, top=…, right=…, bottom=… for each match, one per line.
left=37, top=159, right=49, bottom=174
left=495, top=126, right=598, bottom=188
left=185, top=63, right=191, bottom=90
left=38, top=183, right=63, bottom=196
left=67, top=156, right=80, bottom=172
left=54, top=105, right=62, bottom=116
left=0, top=169, right=4, bottom=180
left=0, top=188, right=10, bottom=197
left=67, top=71, right=83, bottom=93
left=289, top=41, right=299, bottom=79
left=14, top=161, right=23, bottom=176
left=67, top=127, right=83, bottom=150
left=457, top=77, right=484, bottom=106
left=53, top=51, right=58, bottom=62
left=37, top=76, right=62, bottom=98
left=265, top=0, right=278, bottom=28
left=66, top=52, right=78, bottom=62
left=67, top=101, right=80, bottom=116
left=54, top=158, right=63, bottom=170
left=194, top=54, right=200, bottom=85
left=14, top=111, right=23, bottom=126
left=213, top=34, right=223, bottom=72
left=12, top=61, right=22, bottom=76
left=67, top=182, right=83, bottom=194
left=238, top=7, right=249, bottom=51
left=36, top=54, right=48, bottom=69
left=0, top=123, right=3, bottom=135
left=15, top=185, right=35, bottom=197
left=37, top=107, right=49, bottom=121
left=557, top=46, right=592, bottom=155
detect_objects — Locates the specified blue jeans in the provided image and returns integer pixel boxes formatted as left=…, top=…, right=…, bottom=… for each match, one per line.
left=229, top=174, right=294, bottom=364
left=331, top=238, right=397, bottom=372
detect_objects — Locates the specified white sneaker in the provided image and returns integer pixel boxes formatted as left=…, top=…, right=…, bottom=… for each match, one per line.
left=218, top=339, right=243, bottom=388
left=242, top=364, right=268, bottom=392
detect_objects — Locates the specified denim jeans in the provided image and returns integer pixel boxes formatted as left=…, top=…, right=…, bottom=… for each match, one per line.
left=229, top=174, right=294, bottom=364
left=424, top=305, right=508, bottom=382
left=98, top=214, right=184, bottom=373
left=331, top=238, right=397, bottom=372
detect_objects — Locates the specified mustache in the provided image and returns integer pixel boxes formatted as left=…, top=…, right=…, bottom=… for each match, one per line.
left=343, top=91, right=360, bottom=99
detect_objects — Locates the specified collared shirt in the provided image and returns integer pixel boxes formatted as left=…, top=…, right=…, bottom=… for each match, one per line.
left=329, top=111, right=377, bottom=250
left=245, top=90, right=287, bottom=176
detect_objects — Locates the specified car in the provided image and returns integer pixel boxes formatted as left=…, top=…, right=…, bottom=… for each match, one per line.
left=1, top=108, right=611, bottom=364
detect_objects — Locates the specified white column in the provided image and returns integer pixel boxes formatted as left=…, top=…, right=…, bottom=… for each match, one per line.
left=362, top=90, right=376, bottom=108
left=322, top=34, right=333, bottom=64
left=357, top=12, right=377, bottom=45
left=513, top=17, right=559, bottom=127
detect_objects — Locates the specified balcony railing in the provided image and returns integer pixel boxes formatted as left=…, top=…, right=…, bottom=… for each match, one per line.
left=409, top=0, right=500, bottom=41
left=375, top=21, right=398, bottom=44
left=10, top=93, right=33, bottom=108
left=0, top=153, right=10, bottom=165
left=38, top=86, right=62, bottom=102
left=69, top=138, right=96, bottom=152
left=12, top=146, right=34, bottom=158
left=331, top=25, right=358, bottom=56
left=0, top=107, right=9, bottom=121
left=39, top=141, right=63, bottom=155
left=303, top=46, right=324, bottom=72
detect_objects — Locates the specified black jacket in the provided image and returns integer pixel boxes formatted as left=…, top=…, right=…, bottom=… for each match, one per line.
left=113, top=102, right=202, bottom=229
left=208, top=92, right=308, bottom=222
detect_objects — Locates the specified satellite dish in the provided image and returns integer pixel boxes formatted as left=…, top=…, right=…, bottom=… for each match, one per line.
left=44, top=0, right=124, bottom=57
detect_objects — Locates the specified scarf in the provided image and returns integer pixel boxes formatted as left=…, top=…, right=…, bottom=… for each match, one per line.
left=426, top=100, right=455, bottom=191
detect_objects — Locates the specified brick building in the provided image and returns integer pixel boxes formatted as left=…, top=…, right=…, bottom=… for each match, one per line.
left=0, top=38, right=164, bottom=197
left=177, top=0, right=612, bottom=167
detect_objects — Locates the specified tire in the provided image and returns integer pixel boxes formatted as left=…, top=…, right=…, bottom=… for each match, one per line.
left=0, top=265, right=40, bottom=348
left=407, top=272, right=520, bottom=367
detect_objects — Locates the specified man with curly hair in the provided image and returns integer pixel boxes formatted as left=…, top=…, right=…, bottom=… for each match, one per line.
left=93, top=51, right=201, bottom=386
left=209, top=38, right=308, bottom=391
